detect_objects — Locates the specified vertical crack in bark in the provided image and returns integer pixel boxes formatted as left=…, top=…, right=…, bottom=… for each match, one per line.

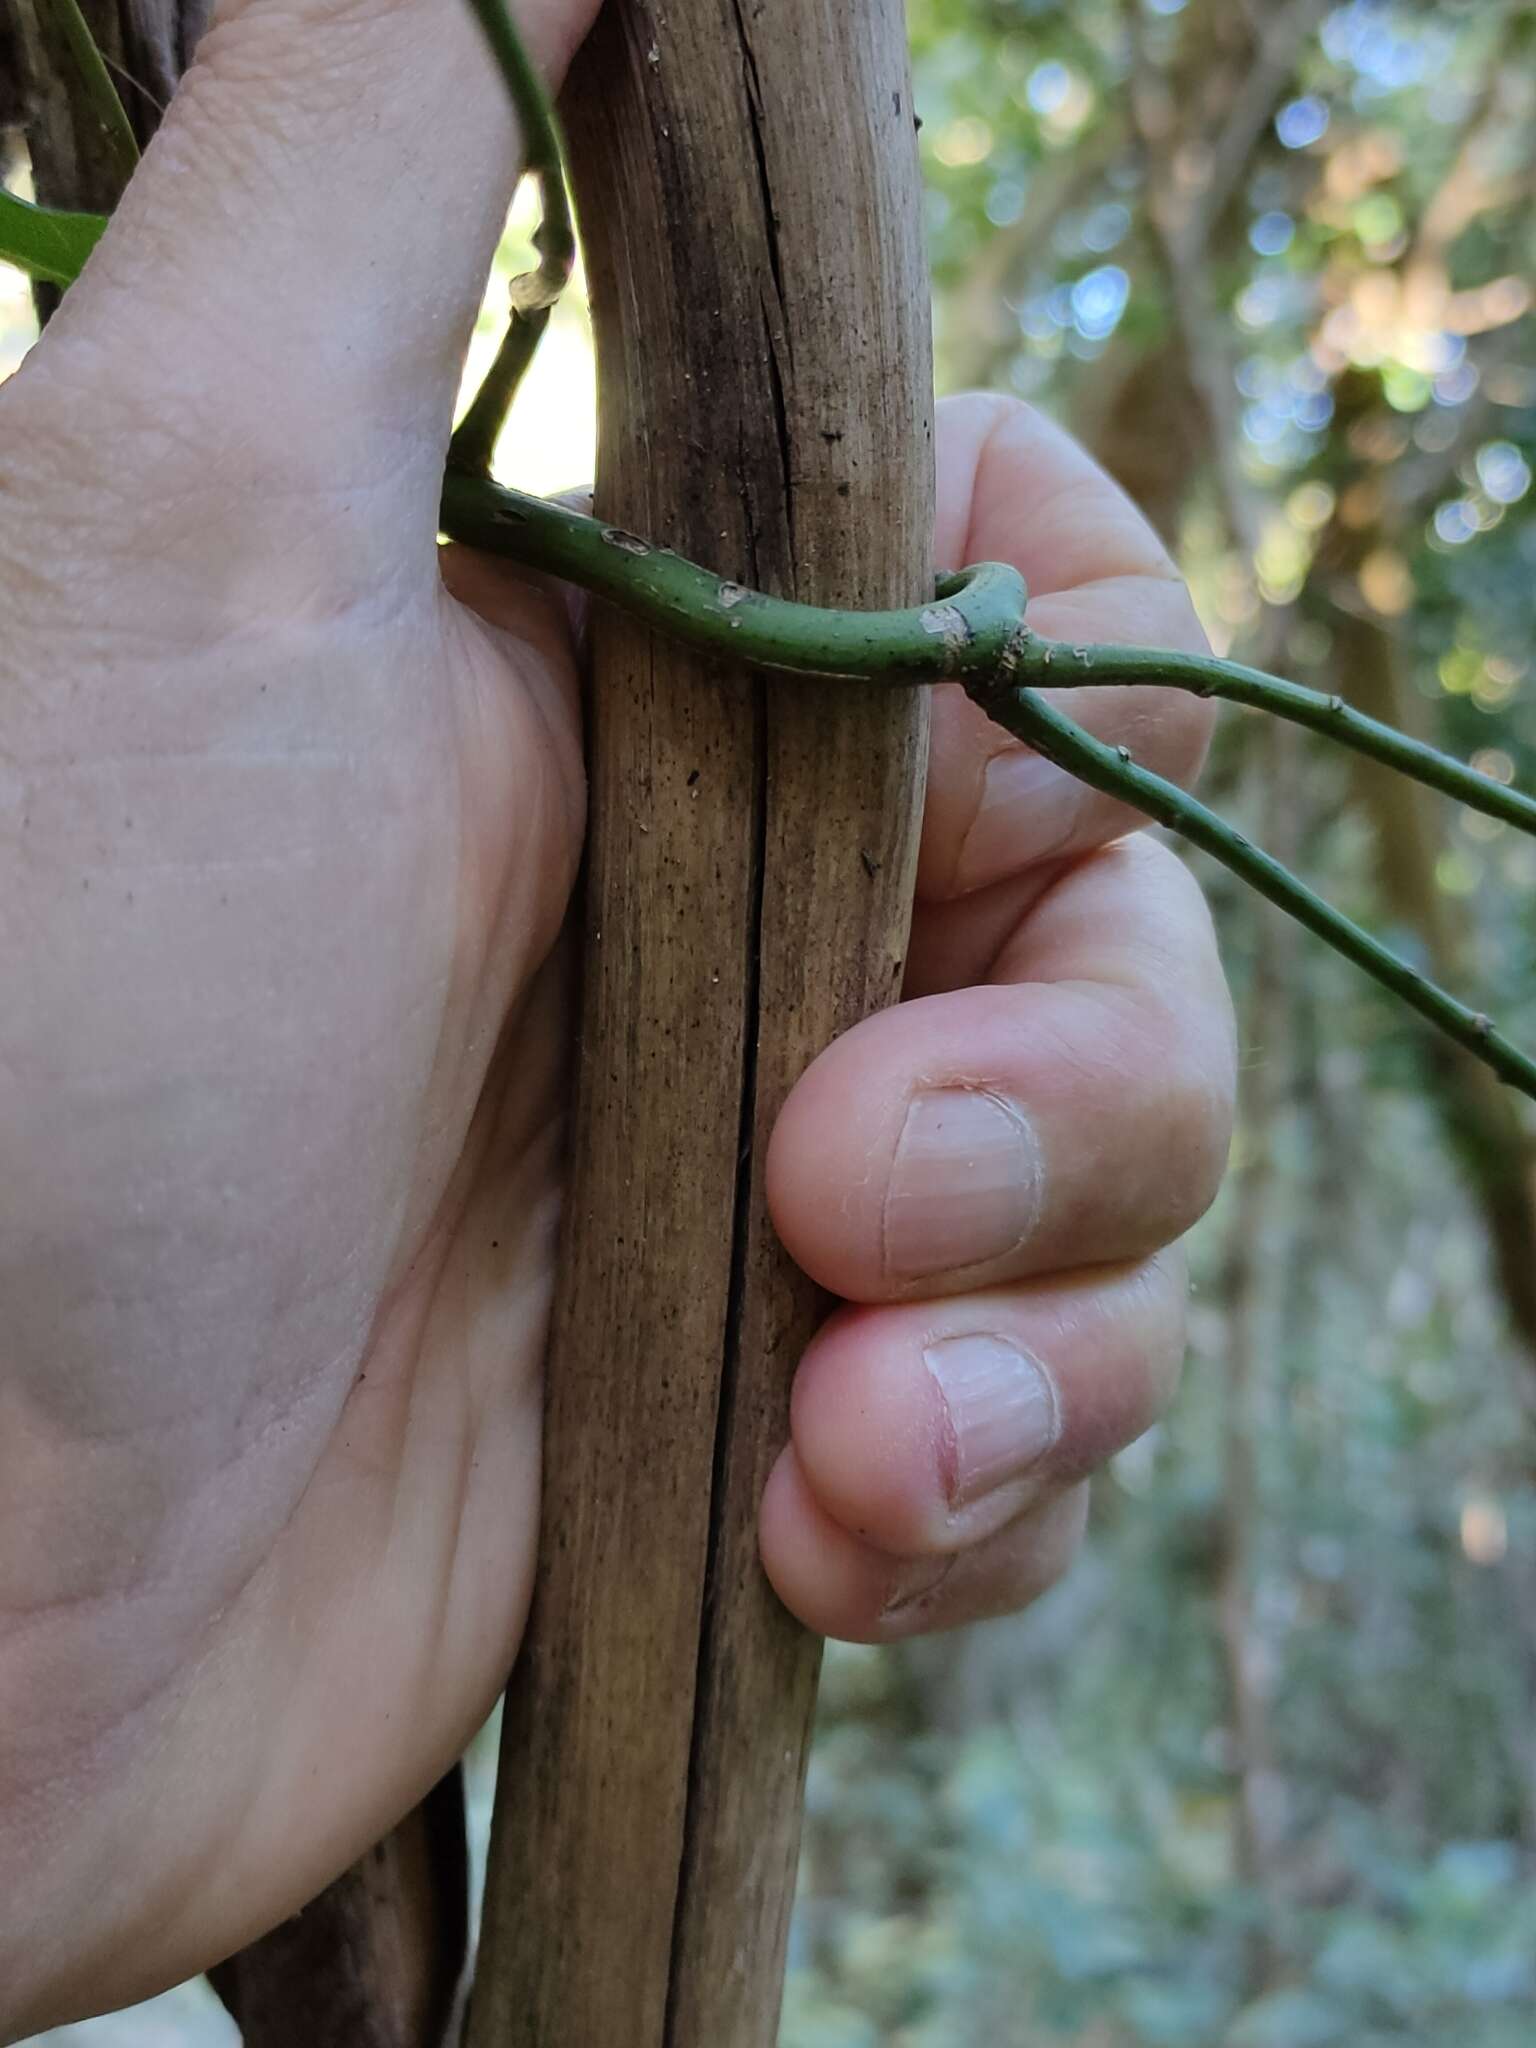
left=761, top=293, right=797, bottom=574
left=664, top=664, right=770, bottom=2048
left=475, top=5, right=931, bottom=2032
left=663, top=21, right=793, bottom=2027
left=730, top=0, right=796, bottom=574
left=730, top=0, right=783, bottom=310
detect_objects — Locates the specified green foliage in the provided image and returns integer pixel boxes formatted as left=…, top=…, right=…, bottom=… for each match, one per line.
left=0, top=187, right=103, bottom=286
left=782, top=3, right=1536, bottom=2042
left=784, top=1199, right=1536, bottom=2043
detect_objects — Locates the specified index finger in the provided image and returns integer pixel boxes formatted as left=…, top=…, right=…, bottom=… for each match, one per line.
left=920, top=394, right=1215, bottom=901
left=767, top=834, right=1235, bottom=1306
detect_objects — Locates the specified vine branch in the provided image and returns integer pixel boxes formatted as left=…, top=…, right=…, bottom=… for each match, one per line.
left=7, top=0, right=1536, bottom=1108
left=447, top=0, right=577, bottom=477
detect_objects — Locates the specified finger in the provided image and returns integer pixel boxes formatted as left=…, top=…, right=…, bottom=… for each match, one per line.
left=922, top=394, right=1214, bottom=900
left=761, top=1448, right=1089, bottom=1644
left=30, top=0, right=600, bottom=502
left=787, top=1254, right=1184, bottom=1560
left=446, top=486, right=597, bottom=651
left=767, top=835, right=1234, bottom=1301
left=904, top=862, right=1060, bottom=1002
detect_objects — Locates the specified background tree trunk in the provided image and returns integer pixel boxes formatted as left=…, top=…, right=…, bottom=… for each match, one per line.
left=205, top=1770, right=468, bottom=2048
left=2, top=5, right=469, bottom=2041
left=1081, top=0, right=1536, bottom=1373
left=1217, top=729, right=1302, bottom=1999
left=466, top=2, right=932, bottom=2042
left=1311, top=374, right=1536, bottom=1367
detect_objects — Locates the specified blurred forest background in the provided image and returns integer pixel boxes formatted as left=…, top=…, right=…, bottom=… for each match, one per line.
left=7, top=0, right=1536, bottom=2043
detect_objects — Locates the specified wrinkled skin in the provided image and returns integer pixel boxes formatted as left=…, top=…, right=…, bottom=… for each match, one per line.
left=0, top=0, right=1234, bottom=2033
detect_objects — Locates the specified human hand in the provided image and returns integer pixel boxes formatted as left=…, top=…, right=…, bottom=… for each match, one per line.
left=0, top=0, right=603, bottom=2030
left=0, top=0, right=1230, bottom=2034
left=761, top=394, right=1233, bottom=1638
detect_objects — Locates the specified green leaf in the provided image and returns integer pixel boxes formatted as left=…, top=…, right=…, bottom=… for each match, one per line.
left=0, top=188, right=106, bottom=288
left=45, top=0, right=140, bottom=192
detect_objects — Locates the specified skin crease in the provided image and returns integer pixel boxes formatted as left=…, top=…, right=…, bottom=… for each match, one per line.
left=0, top=0, right=1235, bottom=2034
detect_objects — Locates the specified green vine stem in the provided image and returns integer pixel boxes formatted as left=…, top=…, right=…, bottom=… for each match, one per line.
left=448, top=0, right=578, bottom=477
left=7, top=0, right=1536, bottom=1105
left=0, top=188, right=106, bottom=285
left=439, top=470, right=1030, bottom=676
left=974, top=682, right=1536, bottom=1101
left=46, top=0, right=140, bottom=189
left=441, top=471, right=1536, bottom=837
left=442, top=472, right=1536, bottom=1102
left=1006, top=640, right=1536, bottom=838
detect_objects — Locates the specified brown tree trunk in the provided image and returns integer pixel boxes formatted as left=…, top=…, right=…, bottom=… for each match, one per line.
left=466, top=2, right=932, bottom=2042
left=1078, top=335, right=1206, bottom=552
left=1088, top=3, right=1536, bottom=1371
left=1217, top=729, right=1303, bottom=2001
left=205, top=1770, right=469, bottom=2048
left=1325, top=594, right=1536, bottom=1359
left=1315, top=380, right=1536, bottom=1367
left=4, top=0, right=210, bottom=318
left=3, top=5, right=469, bottom=2041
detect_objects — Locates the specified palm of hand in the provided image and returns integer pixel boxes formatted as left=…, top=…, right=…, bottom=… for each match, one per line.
left=0, top=1, right=608, bottom=2005
left=0, top=453, right=588, bottom=1990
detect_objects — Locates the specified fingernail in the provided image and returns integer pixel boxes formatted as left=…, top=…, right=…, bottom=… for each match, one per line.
left=884, top=1089, right=1043, bottom=1279
left=924, top=1334, right=1060, bottom=1507
left=958, top=748, right=1083, bottom=891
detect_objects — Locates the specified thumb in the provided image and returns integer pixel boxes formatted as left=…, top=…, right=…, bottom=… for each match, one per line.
left=30, top=0, right=598, bottom=505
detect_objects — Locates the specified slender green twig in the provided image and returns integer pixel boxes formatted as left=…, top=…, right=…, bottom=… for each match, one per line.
left=46, top=0, right=140, bottom=190
left=973, top=680, right=1536, bottom=1102
left=440, top=472, right=1031, bottom=676
left=1008, top=638, right=1536, bottom=837
left=443, top=475, right=1536, bottom=842
left=449, top=0, right=578, bottom=475
left=441, top=473, right=1536, bottom=1103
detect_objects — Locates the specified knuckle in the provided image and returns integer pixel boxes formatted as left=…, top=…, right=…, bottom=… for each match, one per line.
left=1133, top=1250, right=1191, bottom=1407
left=942, top=387, right=1039, bottom=440
left=1156, top=1055, right=1236, bottom=1232
left=991, top=1486, right=1091, bottom=1619
left=1054, top=1258, right=1187, bottom=1482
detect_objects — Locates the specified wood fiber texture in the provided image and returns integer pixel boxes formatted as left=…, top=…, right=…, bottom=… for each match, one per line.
left=5, top=0, right=936, bottom=2038
left=468, top=2, right=934, bottom=2042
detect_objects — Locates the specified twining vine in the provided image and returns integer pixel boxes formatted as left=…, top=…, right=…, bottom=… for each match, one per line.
left=5, top=0, right=1536, bottom=1099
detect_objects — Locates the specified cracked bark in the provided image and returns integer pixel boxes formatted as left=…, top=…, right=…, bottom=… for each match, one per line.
left=466, top=2, right=931, bottom=2042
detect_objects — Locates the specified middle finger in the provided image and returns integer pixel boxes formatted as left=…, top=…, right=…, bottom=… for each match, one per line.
left=766, top=836, right=1233, bottom=1305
